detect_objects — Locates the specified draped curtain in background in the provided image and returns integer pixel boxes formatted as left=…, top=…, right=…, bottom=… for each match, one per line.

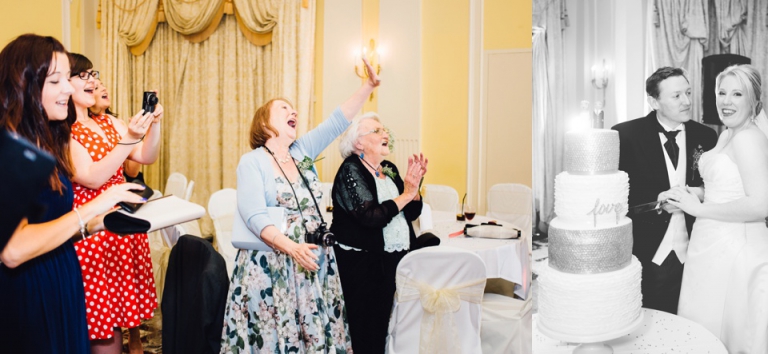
left=532, top=0, right=568, bottom=232
left=100, top=0, right=315, bottom=235
left=648, top=0, right=709, bottom=124
left=648, top=0, right=768, bottom=125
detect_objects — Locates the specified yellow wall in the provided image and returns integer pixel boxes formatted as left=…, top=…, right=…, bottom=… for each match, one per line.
left=485, top=0, right=532, bottom=50
left=421, top=0, right=470, bottom=196
left=0, top=0, right=62, bottom=48
left=0, top=0, right=82, bottom=52
left=484, top=0, right=532, bottom=187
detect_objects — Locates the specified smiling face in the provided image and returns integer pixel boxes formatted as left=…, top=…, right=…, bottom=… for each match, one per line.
left=42, top=52, right=74, bottom=121
left=649, top=75, right=692, bottom=127
left=356, top=118, right=391, bottom=162
left=91, top=80, right=111, bottom=114
left=717, top=75, right=753, bottom=129
left=268, top=99, right=298, bottom=141
left=70, top=69, right=96, bottom=109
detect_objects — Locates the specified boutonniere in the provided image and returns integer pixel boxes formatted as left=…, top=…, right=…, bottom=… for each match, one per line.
left=692, top=145, right=704, bottom=172
left=297, top=156, right=324, bottom=172
left=381, top=165, right=396, bottom=179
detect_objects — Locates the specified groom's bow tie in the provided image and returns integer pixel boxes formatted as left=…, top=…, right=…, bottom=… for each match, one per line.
left=660, top=128, right=681, bottom=169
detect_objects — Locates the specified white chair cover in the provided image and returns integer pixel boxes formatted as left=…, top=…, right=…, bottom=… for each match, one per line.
left=480, top=293, right=532, bottom=354
left=319, top=182, right=333, bottom=211
left=183, top=180, right=195, bottom=201
left=413, top=203, right=434, bottom=234
left=487, top=183, right=533, bottom=253
left=208, top=188, right=238, bottom=277
left=387, top=246, right=486, bottom=354
left=486, top=183, right=532, bottom=231
left=164, top=172, right=188, bottom=198
left=423, top=184, right=460, bottom=214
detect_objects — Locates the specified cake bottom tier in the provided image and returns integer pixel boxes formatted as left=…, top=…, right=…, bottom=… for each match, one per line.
left=538, top=256, right=642, bottom=337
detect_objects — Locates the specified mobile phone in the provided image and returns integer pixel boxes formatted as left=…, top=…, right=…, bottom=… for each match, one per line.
left=117, top=186, right=153, bottom=213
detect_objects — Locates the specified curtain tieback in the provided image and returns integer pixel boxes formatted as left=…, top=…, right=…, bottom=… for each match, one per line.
left=395, top=272, right=486, bottom=354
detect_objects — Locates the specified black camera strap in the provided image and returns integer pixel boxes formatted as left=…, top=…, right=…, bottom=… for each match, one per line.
left=263, top=146, right=327, bottom=233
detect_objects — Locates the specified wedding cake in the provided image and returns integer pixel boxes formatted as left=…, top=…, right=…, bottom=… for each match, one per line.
left=538, top=129, right=643, bottom=337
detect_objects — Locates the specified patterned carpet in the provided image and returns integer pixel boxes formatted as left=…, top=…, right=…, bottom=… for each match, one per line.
left=531, top=236, right=548, bottom=314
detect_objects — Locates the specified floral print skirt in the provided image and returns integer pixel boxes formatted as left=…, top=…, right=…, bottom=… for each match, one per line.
left=220, top=248, right=352, bottom=354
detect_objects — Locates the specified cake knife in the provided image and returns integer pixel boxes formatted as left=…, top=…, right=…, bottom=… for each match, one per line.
left=628, top=199, right=672, bottom=214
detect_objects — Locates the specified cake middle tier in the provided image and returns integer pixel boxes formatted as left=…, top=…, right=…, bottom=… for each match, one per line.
left=554, top=171, right=629, bottom=228
left=548, top=217, right=633, bottom=274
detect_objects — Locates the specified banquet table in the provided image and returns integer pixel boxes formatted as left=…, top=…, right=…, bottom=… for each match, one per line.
left=428, top=212, right=531, bottom=300
left=533, top=309, right=728, bottom=353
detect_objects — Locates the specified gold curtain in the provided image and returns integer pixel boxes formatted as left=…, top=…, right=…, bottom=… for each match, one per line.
left=100, top=0, right=316, bottom=235
left=105, top=0, right=282, bottom=55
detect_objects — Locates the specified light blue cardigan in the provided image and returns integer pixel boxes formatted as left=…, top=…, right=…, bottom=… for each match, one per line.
left=232, top=107, right=350, bottom=251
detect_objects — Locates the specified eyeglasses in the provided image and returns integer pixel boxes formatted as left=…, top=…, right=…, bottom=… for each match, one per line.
left=362, top=127, right=390, bottom=136
left=73, top=70, right=99, bottom=80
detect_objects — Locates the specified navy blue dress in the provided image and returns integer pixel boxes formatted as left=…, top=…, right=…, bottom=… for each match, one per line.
left=0, top=175, right=90, bottom=352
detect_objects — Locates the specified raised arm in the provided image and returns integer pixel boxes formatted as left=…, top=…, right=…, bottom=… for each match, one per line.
left=70, top=109, right=157, bottom=189
left=339, top=57, right=381, bottom=120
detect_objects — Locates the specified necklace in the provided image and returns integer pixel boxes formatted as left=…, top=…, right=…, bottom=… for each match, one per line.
left=359, top=156, right=381, bottom=177
left=275, top=153, right=292, bottom=164
left=264, top=145, right=292, bottom=164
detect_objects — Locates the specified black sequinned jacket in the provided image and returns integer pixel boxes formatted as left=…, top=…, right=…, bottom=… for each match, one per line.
left=330, top=155, right=422, bottom=253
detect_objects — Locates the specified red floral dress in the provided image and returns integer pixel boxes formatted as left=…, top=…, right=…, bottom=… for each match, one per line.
left=71, top=114, right=158, bottom=340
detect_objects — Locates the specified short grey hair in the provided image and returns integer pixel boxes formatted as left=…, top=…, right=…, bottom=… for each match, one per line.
left=339, top=112, right=381, bottom=158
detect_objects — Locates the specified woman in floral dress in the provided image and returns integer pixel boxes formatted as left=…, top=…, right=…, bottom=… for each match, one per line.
left=219, top=58, right=379, bottom=353
left=68, top=54, right=162, bottom=354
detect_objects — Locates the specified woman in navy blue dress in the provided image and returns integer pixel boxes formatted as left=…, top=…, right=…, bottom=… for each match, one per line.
left=0, top=34, right=147, bottom=353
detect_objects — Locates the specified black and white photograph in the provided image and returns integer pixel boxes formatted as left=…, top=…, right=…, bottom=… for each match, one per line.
left=533, top=0, right=768, bottom=353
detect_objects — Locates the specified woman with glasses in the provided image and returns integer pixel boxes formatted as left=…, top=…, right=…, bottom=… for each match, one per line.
left=0, top=34, right=147, bottom=353
left=330, top=112, right=428, bottom=353
left=68, top=53, right=163, bottom=354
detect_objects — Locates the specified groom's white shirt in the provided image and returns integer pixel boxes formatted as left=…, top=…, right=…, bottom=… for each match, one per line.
left=652, top=120, right=689, bottom=265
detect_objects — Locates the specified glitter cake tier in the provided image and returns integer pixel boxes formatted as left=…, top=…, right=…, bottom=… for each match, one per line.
left=538, top=256, right=642, bottom=337
left=548, top=217, right=633, bottom=274
left=563, top=129, right=620, bottom=174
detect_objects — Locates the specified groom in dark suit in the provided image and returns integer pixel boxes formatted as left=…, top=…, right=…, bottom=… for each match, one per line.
left=612, top=67, right=717, bottom=314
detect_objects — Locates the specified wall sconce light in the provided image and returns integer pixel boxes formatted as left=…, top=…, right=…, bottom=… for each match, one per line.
left=591, top=59, right=609, bottom=90
left=355, top=38, right=382, bottom=101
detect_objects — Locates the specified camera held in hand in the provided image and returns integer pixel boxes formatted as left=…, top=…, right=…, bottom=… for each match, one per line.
left=305, top=222, right=336, bottom=247
left=142, top=91, right=159, bottom=113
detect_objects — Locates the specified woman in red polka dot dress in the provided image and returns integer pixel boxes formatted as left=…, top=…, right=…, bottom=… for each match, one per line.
left=68, top=54, right=162, bottom=354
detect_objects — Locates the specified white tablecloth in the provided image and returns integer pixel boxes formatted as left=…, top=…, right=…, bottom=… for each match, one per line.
left=533, top=309, right=728, bottom=353
left=429, top=213, right=531, bottom=300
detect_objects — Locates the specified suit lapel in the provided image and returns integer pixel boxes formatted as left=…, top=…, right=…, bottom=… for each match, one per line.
left=639, top=113, right=671, bottom=190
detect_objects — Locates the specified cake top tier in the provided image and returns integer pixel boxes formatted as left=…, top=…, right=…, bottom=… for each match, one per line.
left=564, top=129, right=620, bottom=174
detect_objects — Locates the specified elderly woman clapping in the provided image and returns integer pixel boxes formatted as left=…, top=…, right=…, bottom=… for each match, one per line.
left=330, top=112, right=428, bottom=353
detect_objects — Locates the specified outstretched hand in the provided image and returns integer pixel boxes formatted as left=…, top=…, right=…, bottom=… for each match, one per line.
left=362, top=57, right=381, bottom=88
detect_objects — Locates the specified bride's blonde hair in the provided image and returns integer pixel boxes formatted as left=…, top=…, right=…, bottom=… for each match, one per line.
left=716, top=64, right=763, bottom=119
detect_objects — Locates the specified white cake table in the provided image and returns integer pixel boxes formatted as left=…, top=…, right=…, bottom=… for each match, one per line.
left=533, top=308, right=728, bottom=353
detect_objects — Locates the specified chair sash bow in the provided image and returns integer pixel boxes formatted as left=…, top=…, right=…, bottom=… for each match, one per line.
left=395, top=272, right=486, bottom=353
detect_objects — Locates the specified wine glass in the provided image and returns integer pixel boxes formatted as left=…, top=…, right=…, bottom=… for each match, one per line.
left=464, top=203, right=476, bottom=221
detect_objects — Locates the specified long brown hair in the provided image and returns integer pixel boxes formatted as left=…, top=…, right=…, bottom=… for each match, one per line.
left=0, top=34, right=75, bottom=192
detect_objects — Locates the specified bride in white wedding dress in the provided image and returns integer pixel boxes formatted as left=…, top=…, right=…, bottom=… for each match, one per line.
left=669, top=64, right=768, bottom=354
